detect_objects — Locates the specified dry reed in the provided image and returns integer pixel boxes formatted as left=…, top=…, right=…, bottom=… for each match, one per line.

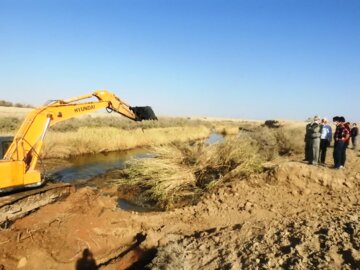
left=117, top=125, right=306, bottom=209
left=42, top=126, right=211, bottom=159
left=119, top=135, right=265, bottom=209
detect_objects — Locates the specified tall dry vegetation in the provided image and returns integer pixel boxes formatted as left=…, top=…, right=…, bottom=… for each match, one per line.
left=42, top=125, right=211, bottom=159
left=0, top=112, right=259, bottom=159
left=117, top=146, right=201, bottom=209
left=50, top=116, right=214, bottom=132
left=0, top=115, right=215, bottom=158
left=0, top=117, right=22, bottom=134
left=0, top=115, right=213, bottom=133
left=117, top=126, right=305, bottom=209
left=249, top=126, right=304, bottom=160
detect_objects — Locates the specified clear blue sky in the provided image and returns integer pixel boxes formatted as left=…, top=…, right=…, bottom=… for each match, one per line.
left=1, top=0, right=359, bottom=120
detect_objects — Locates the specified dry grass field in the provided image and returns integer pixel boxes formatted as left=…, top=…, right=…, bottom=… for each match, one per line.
left=41, top=125, right=212, bottom=158
left=0, top=106, right=263, bottom=158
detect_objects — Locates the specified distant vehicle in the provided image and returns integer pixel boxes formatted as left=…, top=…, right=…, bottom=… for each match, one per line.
left=263, top=120, right=281, bottom=128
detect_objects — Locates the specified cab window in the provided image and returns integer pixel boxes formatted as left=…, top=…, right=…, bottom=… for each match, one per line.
left=1, top=141, right=11, bottom=158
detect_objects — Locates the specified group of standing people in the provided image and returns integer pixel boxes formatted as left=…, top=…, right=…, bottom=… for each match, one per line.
left=304, top=116, right=358, bottom=169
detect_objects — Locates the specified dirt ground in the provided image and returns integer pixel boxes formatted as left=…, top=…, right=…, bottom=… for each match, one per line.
left=0, top=148, right=359, bottom=270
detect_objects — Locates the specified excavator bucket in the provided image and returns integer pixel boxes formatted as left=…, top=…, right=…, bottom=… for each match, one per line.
left=130, top=106, right=158, bottom=121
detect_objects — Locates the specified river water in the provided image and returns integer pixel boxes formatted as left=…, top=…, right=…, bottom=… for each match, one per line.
left=50, top=149, right=154, bottom=183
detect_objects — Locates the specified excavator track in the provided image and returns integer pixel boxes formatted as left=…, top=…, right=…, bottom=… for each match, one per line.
left=0, top=182, right=73, bottom=227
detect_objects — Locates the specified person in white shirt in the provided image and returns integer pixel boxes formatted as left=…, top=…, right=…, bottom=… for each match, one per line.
left=319, top=118, right=332, bottom=164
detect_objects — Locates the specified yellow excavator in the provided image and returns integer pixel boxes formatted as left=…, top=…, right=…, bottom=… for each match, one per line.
left=0, top=90, right=156, bottom=225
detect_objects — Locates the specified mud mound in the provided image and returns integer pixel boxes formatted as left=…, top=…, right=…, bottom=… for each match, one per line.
left=0, top=187, right=147, bottom=270
left=268, top=162, right=357, bottom=191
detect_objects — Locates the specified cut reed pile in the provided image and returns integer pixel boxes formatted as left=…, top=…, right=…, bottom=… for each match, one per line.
left=116, top=146, right=202, bottom=209
left=117, top=126, right=305, bottom=209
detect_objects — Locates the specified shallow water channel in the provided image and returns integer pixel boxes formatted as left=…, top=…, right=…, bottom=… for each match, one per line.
left=48, top=133, right=224, bottom=211
left=50, top=149, right=153, bottom=183
left=205, top=133, right=224, bottom=145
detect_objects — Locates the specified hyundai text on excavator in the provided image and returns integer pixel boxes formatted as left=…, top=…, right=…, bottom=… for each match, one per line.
left=0, top=90, right=156, bottom=226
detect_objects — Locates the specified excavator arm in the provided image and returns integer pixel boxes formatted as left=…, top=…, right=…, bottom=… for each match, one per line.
left=0, top=90, right=157, bottom=192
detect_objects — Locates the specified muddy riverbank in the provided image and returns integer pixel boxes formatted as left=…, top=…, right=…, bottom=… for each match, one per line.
left=40, top=134, right=226, bottom=212
left=0, top=148, right=359, bottom=269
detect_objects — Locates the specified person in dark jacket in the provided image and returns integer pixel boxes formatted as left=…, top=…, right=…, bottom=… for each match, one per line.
left=333, top=116, right=350, bottom=169
left=351, top=123, right=358, bottom=150
left=342, top=121, right=351, bottom=167
left=304, top=121, right=313, bottom=162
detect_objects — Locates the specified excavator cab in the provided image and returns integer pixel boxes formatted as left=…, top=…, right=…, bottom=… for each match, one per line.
left=0, top=137, right=13, bottom=159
